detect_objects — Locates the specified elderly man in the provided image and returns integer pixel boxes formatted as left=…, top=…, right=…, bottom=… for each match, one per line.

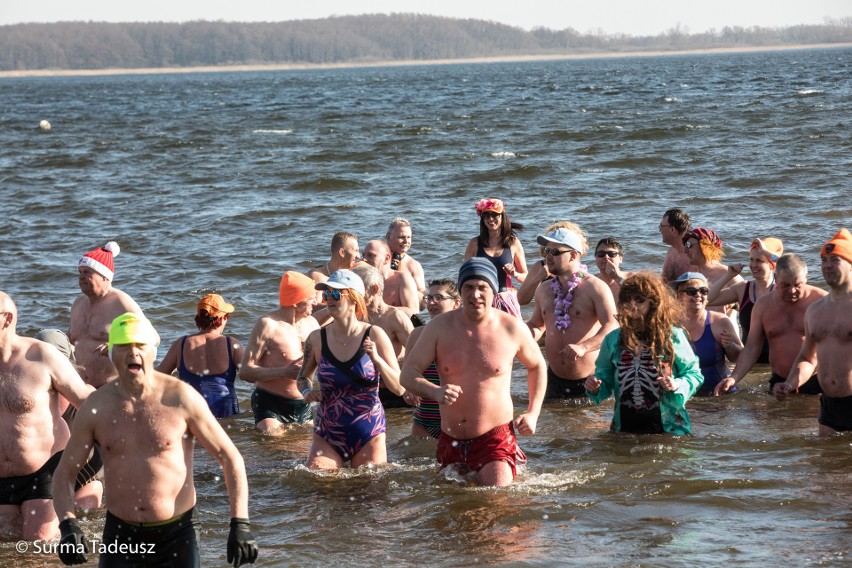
left=774, top=229, right=852, bottom=435
left=715, top=254, right=827, bottom=395
left=0, top=292, right=93, bottom=542
left=386, top=218, right=427, bottom=304
left=308, top=231, right=361, bottom=284
left=401, top=258, right=546, bottom=487
left=527, top=225, right=619, bottom=399
left=69, top=242, right=153, bottom=387
left=241, top=271, right=320, bottom=433
left=362, top=240, right=420, bottom=314
left=53, top=313, right=257, bottom=567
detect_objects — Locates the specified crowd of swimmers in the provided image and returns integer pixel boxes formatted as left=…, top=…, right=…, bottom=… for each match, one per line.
left=1, top=202, right=850, bottom=566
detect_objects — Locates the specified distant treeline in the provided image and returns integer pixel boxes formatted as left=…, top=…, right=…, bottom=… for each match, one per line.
left=2, top=13, right=851, bottom=71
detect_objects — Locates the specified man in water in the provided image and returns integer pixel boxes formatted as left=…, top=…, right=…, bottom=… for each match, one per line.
left=660, top=208, right=695, bottom=282
left=400, top=258, right=546, bottom=487
left=593, top=237, right=631, bottom=300
left=353, top=264, right=415, bottom=408
left=715, top=254, right=827, bottom=395
left=362, top=239, right=420, bottom=314
left=69, top=242, right=155, bottom=387
left=0, top=292, right=94, bottom=542
left=527, top=225, right=619, bottom=399
left=52, top=313, right=257, bottom=567
left=774, top=229, right=852, bottom=435
left=308, top=231, right=361, bottom=284
left=386, top=217, right=427, bottom=306
left=241, top=271, right=320, bottom=433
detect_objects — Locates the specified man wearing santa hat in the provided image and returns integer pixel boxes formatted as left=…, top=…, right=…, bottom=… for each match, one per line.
left=69, top=242, right=156, bottom=387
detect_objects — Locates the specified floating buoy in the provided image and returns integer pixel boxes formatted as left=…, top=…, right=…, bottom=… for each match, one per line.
left=39, top=120, right=51, bottom=132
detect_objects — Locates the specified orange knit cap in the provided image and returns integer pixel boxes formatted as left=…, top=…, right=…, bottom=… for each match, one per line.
left=821, top=228, right=852, bottom=264
left=280, top=271, right=315, bottom=307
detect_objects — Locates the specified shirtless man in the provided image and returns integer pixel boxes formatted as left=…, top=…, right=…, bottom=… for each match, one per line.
left=400, top=258, right=546, bottom=487
left=362, top=239, right=420, bottom=314
left=386, top=218, right=427, bottom=306
left=774, top=229, right=852, bottom=435
left=660, top=208, right=695, bottom=282
left=241, top=271, right=320, bottom=433
left=714, top=254, right=828, bottom=396
left=594, top=237, right=631, bottom=300
left=307, top=232, right=360, bottom=284
left=52, top=313, right=256, bottom=567
left=352, top=264, right=414, bottom=409
left=0, top=292, right=93, bottom=542
left=69, top=242, right=153, bottom=387
left=527, top=225, right=619, bottom=399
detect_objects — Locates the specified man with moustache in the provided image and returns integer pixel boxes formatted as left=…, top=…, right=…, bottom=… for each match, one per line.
left=400, top=258, right=546, bottom=487
left=361, top=239, right=420, bottom=315
left=527, top=225, right=619, bottom=399
left=774, top=229, right=852, bottom=435
left=308, top=232, right=361, bottom=284
left=386, top=218, right=427, bottom=306
left=715, top=254, right=827, bottom=395
left=69, top=242, right=154, bottom=387
left=0, top=292, right=94, bottom=542
left=241, top=271, right=320, bottom=432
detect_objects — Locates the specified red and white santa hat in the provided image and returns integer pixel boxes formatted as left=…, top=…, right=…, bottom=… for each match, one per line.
left=78, top=241, right=120, bottom=281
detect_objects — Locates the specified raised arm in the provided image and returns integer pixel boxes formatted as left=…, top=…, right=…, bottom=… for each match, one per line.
left=707, top=264, right=745, bottom=306
left=518, top=261, right=548, bottom=305
left=510, top=240, right=528, bottom=284
left=569, top=280, right=618, bottom=357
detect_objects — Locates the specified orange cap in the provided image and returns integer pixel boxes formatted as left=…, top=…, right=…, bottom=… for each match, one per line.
left=751, top=237, right=784, bottom=267
left=280, top=271, right=315, bottom=307
left=197, top=294, right=235, bottom=316
left=821, top=228, right=852, bottom=264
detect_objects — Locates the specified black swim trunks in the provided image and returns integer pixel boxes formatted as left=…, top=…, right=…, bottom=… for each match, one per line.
left=545, top=368, right=590, bottom=399
left=100, top=508, right=199, bottom=568
left=379, top=387, right=408, bottom=409
left=251, top=388, right=312, bottom=425
left=818, top=394, right=852, bottom=432
left=0, top=452, right=62, bottom=505
left=769, top=372, right=822, bottom=395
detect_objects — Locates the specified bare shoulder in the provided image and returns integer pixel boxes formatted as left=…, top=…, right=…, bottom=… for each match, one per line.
left=581, top=273, right=613, bottom=297
left=110, top=287, right=141, bottom=309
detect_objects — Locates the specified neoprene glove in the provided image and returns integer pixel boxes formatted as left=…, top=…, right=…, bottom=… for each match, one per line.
left=227, top=517, right=258, bottom=567
left=57, top=518, right=88, bottom=565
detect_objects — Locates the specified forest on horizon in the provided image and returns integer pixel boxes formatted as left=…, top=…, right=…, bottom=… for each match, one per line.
left=2, top=13, right=850, bottom=71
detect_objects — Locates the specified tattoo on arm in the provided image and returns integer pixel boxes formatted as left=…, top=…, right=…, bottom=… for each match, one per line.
left=296, top=340, right=316, bottom=393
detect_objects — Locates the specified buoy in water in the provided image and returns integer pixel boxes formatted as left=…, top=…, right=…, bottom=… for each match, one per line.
left=39, top=120, right=51, bottom=132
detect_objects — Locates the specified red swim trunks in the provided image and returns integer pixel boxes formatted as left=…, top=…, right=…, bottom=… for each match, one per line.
left=436, top=422, right=527, bottom=478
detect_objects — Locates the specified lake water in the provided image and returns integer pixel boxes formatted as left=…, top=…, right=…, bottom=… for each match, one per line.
left=1, top=47, right=850, bottom=566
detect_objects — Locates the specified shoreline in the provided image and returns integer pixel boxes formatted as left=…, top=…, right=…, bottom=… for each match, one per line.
left=1, top=43, right=850, bottom=79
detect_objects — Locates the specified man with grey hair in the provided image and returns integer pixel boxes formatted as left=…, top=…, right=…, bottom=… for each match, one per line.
left=352, top=264, right=414, bottom=408
left=715, top=253, right=827, bottom=395
left=362, top=239, right=420, bottom=314
left=386, top=218, right=427, bottom=306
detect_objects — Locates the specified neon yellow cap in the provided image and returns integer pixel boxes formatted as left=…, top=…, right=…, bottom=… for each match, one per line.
left=108, top=312, right=158, bottom=352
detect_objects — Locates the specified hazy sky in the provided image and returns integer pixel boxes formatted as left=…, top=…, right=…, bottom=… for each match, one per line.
left=3, top=1, right=849, bottom=36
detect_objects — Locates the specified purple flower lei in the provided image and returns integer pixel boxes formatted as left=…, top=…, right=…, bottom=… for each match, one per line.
left=551, top=264, right=587, bottom=331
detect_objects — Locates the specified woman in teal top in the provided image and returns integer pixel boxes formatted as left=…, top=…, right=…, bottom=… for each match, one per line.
left=585, top=273, right=703, bottom=435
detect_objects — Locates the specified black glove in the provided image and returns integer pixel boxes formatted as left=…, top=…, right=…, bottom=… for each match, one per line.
left=227, top=517, right=258, bottom=567
left=57, top=518, right=88, bottom=566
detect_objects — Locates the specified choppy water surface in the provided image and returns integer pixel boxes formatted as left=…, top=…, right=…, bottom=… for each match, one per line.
left=1, top=48, right=850, bottom=566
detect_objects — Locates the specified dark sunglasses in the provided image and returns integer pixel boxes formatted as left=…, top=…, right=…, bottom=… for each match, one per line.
left=425, top=294, right=454, bottom=303
left=322, top=290, right=342, bottom=301
left=681, top=287, right=709, bottom=297
left=543, top=247, right=573, bottom=257
left=595, top=250, right=620, bottom=258
left=482, top=211, right=501, bottom=219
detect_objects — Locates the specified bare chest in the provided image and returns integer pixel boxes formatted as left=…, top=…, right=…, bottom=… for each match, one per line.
left=97, top=403, right=188, bottom=458
left=0, top=365, right=49, bottom=415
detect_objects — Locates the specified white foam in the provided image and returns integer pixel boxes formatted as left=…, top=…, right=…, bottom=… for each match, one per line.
left=253, top=129, right=293, bottom=134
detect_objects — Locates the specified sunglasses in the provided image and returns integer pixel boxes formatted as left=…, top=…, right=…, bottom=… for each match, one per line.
left=322, top=290, right=342, bottom=301
left=425, top=294, right=455, bottom=303
left=482, top=212, right=501, bottom=219
left=543, top=248, right=573, bottom=257
left=595, top=250, right=620, bottom=258
left=681, top=287, right=709, bottom=297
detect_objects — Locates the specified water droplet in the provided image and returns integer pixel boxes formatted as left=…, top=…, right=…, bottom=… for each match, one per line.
left=403, top=441, right=409, bottom=446
left=542, top=514, right=549, bottom=520
left=317, top=450, right=323, bottom=456
left=214, top=476, right=220, bottom=482
left=203, top=369, right=209, bottom=375
left=91, top=408, right=97, bottom=414
left=349, top=496, right=355, bottom=501
left=451, top=441, right=459, bottom=448
left=182, top=433, right=189, bottom=439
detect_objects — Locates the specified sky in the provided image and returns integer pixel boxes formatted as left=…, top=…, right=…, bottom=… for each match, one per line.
left=3, top=1, right=849, bottom=36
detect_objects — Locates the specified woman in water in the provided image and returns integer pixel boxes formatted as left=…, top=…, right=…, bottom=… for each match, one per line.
left=673, top=272, right=743, bottom=396
left=157, top=294, right=244, bottom=418
left=706, top=237, right=782, bottom=365
left=298, top=270, right=404, bottom=469
left=585, top=273, right=704, bottom=435
left=404, top=278, right=462, bottom=439
left=464, top=198, right=527, bottom=318
left=682, top=227, right=744, bottom=317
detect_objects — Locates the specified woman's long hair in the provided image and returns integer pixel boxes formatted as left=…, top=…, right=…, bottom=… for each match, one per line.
left=617, top=272, right=683, bottom=364
left=341, top=289, right=369, bottom=322
left=478, top=211, right=523, bottom=249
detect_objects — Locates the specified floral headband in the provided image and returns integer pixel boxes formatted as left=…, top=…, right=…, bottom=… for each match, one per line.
left=474, top=198, right=505, bottom=216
